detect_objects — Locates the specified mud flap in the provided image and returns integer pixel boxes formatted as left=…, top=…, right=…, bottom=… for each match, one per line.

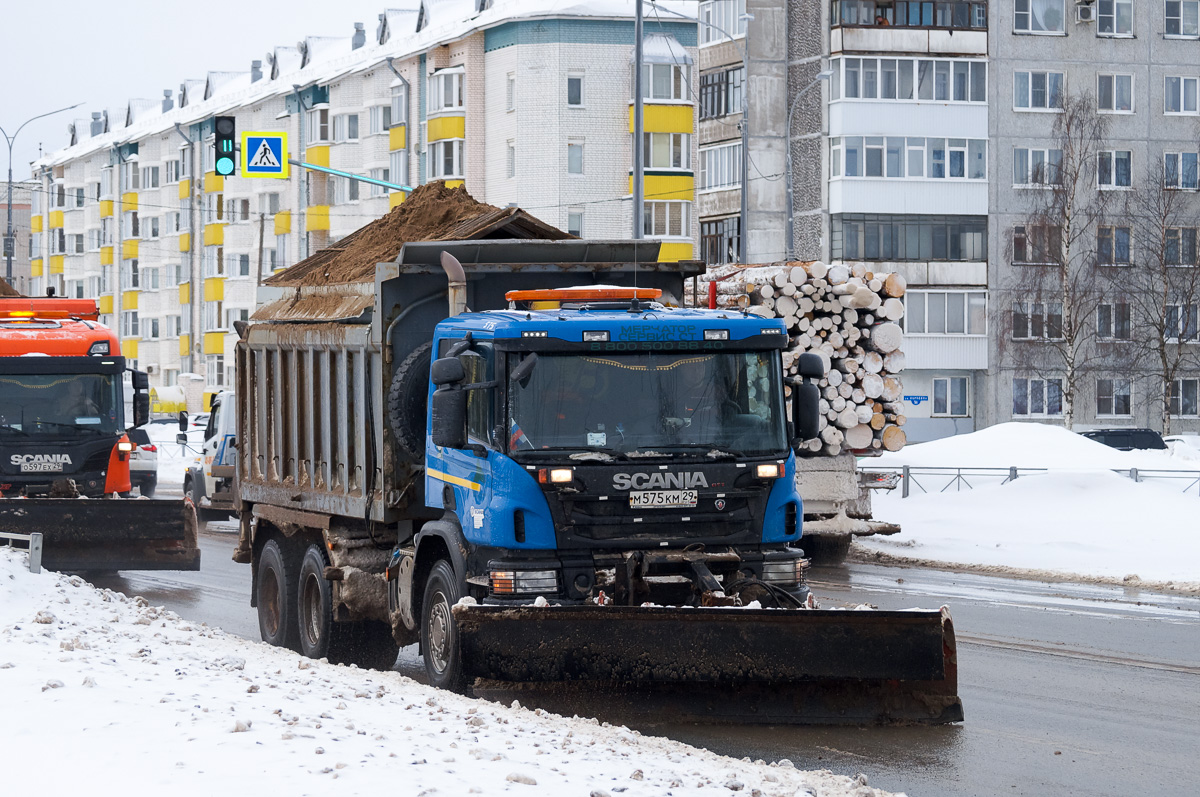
left=0, top=498, right=201, bottom=572
left=454, top=604, right=962, bottom=725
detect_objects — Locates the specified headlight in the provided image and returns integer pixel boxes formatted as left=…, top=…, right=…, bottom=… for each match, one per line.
left=756, top=463, right=783, bottom=479
left=490, top=569, right=559, bottom=596
left=87, top=341, right=110, bottom=356
left=761, top=557, right=807, bottom=586
left=117, top=441, right=134, bottom=453
left=539, top=467, right=574, bottom=484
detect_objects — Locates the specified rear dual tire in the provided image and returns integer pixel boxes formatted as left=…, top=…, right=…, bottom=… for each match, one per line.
left=296, top=544, right=398, bottom=671
left=257, top=538, right=300, bottom=651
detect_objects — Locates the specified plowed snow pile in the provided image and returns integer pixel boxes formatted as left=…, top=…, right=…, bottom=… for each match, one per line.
left=0, top=549, right=903, bottom=797
left=857, top=423, right=1200, bottom=590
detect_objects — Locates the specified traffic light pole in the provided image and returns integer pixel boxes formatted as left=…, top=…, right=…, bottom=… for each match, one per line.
left=286, top=159, right=412, bottom=193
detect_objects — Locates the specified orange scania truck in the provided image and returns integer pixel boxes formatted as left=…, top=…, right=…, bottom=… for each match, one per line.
left=0, top=293, right=199, bottom=572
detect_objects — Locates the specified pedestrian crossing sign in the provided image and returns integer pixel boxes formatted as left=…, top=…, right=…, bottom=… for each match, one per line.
left=241, top=132, right=288, bottom=178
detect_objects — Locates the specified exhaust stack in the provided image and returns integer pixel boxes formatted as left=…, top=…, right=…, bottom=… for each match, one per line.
left=440, top=251, right=467, bottom=317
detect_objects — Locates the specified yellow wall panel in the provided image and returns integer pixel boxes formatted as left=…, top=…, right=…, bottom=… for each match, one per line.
left=444, top=180, right=465, bottom=190
left=31, top=258, right=43, bottom=277
left=179, top=282, right=191, bottom=305
left=122, top=339, right=139, bottom=360
left=202, top=391, right=215, bottom=411
left=204, top=172, right=224, bottom=193
left=203, top=277, right=224, bottom=302
left=178, top=178, right=191, bottom=200
left=122, top=290, right=139, bottom=310
left=98, top=295, right=113, bottom=314
left=49, top=255, right=65, bottom=274
left=389, top=191, right=407, bottom=209
left=49, top=211, right=64, bottom=229
left=121, top=192, right=138, bottom=213
left=99, top=200, right=113, bottom=218
left=122, top=239, right=139, bottom=260
left=179, top=334, right=191, bottom=357
left=306, top=205, right=330, bottom=231
left=179, top=232, right=191, bottom=252
left=203, top=332, right=225, bottom=355
left=629, top=173, right=695, bottom=202
left=203, top=224, right=225, bottom=247
left=427, top=114, right=465, bottom=142
left=30, top=215, right=42, bottom=233
left=629, top=104, right=694, bottom=134
left=389, top=125, right=407, bottom=151
left=656, top=241, right=694, bottom=262
left=274, top=210, right=291, bottom=235
left=306, top=145, right=330, bottom=167
left=100, top=246, right=114, bottom=265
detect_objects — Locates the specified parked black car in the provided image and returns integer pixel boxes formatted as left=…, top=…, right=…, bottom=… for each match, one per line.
left=1080, top=428, right=1167, bottom=451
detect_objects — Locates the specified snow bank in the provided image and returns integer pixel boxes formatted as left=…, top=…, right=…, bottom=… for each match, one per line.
left=0, top=549, right=902, bottom=797
left=862, top=470, right=1200, bottom=590
left=871, top=422, right=1194, bottom=471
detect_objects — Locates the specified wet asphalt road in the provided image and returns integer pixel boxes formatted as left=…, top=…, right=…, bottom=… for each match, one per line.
left=91, top=526, right=1200, bottom=797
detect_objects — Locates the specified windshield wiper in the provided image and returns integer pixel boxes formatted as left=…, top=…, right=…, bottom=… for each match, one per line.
left=25, top=421, right=107, bottom=434
left=0, top=424, right=30, bottom=437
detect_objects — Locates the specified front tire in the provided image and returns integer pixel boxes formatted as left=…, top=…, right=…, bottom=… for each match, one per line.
left=257, top=538, right=300, bottom=650
left=421, top=560, right=467, bottom=692
left=140, top=477, right=156, bottom=498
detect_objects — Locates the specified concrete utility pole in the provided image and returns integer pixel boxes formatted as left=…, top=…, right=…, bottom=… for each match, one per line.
left=633, top=0, right=645, bottom=240
left=1, top=103, right=82, bottom=281
left=785, top=70, right=833, bottom=261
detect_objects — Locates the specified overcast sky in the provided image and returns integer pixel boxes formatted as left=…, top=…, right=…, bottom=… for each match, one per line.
left=0, top=0, right=397, bottom=182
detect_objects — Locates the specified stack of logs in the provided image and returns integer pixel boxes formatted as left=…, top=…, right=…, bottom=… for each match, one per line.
left=692, top=262, right=909, bottom=456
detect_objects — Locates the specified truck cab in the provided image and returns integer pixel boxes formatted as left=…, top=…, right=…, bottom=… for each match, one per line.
left=184, top=389, right=236, bottom=520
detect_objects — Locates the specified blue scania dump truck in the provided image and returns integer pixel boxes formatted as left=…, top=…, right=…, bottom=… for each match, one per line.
left=233, top=239, right=961, bottom=724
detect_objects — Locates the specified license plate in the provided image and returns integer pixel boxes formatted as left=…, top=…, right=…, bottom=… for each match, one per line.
left=629, top=489, right=698, bottom=509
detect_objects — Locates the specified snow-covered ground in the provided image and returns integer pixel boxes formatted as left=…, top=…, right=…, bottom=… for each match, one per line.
left=0, top=549, right=901, bottom=797
left=856, top=423, right=1200, bottom=592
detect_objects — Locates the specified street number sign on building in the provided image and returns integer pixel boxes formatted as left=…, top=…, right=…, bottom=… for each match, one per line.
left=241, top=132, right=289, bottom=178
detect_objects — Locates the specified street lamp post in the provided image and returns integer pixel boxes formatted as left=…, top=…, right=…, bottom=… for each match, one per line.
left=1, top=103, right=83, bottom=283
left=785, top=70, right=832, bottom=262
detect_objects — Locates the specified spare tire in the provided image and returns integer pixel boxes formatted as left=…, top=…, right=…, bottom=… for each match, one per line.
left=388, top=342, right=432, bottom=463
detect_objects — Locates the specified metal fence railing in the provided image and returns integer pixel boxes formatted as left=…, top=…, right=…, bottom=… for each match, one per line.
left=1, top=530, right=43, bottom=573
left=858, top=466, right=1200, bottom=498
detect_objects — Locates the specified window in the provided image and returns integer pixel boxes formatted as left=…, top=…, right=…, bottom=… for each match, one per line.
left=332, top=178, right=360, bottom=204
left=506, top=141, right=516, bottom=179
left=205, top=300, right=225, bottom=331
left=227, top=198, right=250, bottom=222
left=567, top=211, right=584, bottom=238
left=204, top=245, right=224, bottom=277
left=231, top=253, right=249, bottom=277
left=307, top=108, right=330, bottom=144
left=275, top=234, right=288, bottom=270
left=1166, top=303, right=1200, bottom=340
left=567, top=74, right=584, bottom=106
left=835, top=58, right=986, bottom=103
left=69, top=234, right=84, bottom=255
left=636, top=63, right=690, bottom=101
left=1013, top=224, right=1062, bottom=265
left=834, top=136, right=986, bottom=180
left=165, top=160, right=181, bottom=183
left=701, top=217, right=741, bottom=265
left=429, top=69, right=465, bottom=113
left=1167, top=1, right=1200, bottom=36
left=52, top=184, right=67, bottom=208
left=700, top=67, right=744, bottom=118
left=643, top=201, right=692, bottom=238
left=1096, top=302, right=1132, bottom=339
left=120, top=259, right=139, bottom=291
left=206, top=355, right=225, bottom=388
left=141, top=166, right=160, bottom=189
left=833, top=0, right=988, bottom=29
left=1098, top=151, right=1132, bottom=188
left=101, top=218, right=113, bottom=246
left=1096, top=226, right=1131, bottom=265
left=1166, top=227, right=1199, bottom=265
left=1013, top=146, right=1063, bottom=186
left=506, top=73, right=516, bottom=111
left=643, top=132, right=690, bottom=169
left=179, top=198, right=192, bottom=230
left=100, top=167, right=113, bottom=198
left=369, top=105, right=392, bottom=135
left=832, top=214, right=988, bottom=262
left=1098, top=74, right=1133, bottom=112
left=204, top=193, right=224, bottom=225
left=1169, top=378, right=1199, bottom=417
left=932, top=377, right=969, bottom=417
left=368, top=168, right=390, bottom=197
left=259, top=193, right=280, bottom=214
left=699, top=0, right=747, bottom=44
left=567, top=141, right=584, bottom=175
left=1014, top=70, right=1064, bottom=110
left=1164, top=152, right=1200, bottom=190
left=1013, top=377, right=1064, bottom=417
left=429, top=140, right=464, bottom=179
left=73, top=188, right=85, bottom=208
left=1012, top=301, right=1064, bottom=339
left=147, top=318, right=160, bottom=340
left=119, top=161, right=140, bottom=190
left=1097, top=378, right=1132, bottom=416
left=699, top=142, right=742, bottom=190
left=226, top=308, right=250, bottom=329
left=1098, top=0, right=1133, bottom=35
left=390, top=83, right=407, bottom=128
left=904, top=291, right=987, bottom=334
left=1015, top=0, right=1065, bottom=33
left=87, top=228, right=101, bottom=251
left=1165, top=77, right=1199, bottom=116
left=333, top=113, right=359, bottom=142
left=389, top=150, right=409, bottom=188
left=120, top=310, right=139, bottom=338
left=122, top=211, right=140, bottom=239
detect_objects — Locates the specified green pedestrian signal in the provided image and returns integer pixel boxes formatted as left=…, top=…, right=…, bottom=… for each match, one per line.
left=214, top=116, right=236, bottom=176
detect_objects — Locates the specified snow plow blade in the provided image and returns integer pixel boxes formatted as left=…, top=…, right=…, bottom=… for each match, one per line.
left=455, top=604, right=962, bottom=725
left=0, top=498, right=200, bottom=573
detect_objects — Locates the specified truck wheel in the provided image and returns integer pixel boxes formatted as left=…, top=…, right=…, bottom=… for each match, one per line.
left=257, top=538, right=300, bottom=651
left=140, top=478, right=156, bottom=498
left=387, top=342, right=432, bottom=463
left=421, top=560, right=467, bottom=693
left=295, top=544, right=362, bottom=665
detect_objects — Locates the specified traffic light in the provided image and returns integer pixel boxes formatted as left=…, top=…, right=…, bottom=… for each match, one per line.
left=214, top=116, right=236, bottom=176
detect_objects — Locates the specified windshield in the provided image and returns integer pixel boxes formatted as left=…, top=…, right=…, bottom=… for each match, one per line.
left=507, top=351, right=787, bottom=457
left=0, top=373, right=122, bottom=437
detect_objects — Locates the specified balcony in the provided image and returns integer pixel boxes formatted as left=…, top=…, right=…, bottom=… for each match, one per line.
left=831, top=1, right=987, bottom=55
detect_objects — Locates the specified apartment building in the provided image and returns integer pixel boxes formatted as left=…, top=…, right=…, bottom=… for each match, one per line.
left=30, top=0, right=698, bottom=408
left=2, top=181, right=37, bottom=295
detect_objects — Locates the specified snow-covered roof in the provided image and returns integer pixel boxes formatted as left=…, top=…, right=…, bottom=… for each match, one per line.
left=34, top=0, right=696, bottom=170
left=636, top=32, right=693, bottom=65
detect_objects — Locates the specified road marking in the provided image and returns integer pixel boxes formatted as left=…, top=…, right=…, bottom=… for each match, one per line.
left=959, top=634, right=1200, bottom=675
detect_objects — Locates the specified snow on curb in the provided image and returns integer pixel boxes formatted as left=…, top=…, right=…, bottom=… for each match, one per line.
left=0, top=549, right=905, bottom=797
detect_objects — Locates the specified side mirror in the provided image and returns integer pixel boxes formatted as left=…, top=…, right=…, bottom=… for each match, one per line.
left=176, top=432, right=188, bottom=445
left=797, top=353, right=824, bottom=380
left=430, top=386, right=467, bottom=449
left=792, top=381, right=821, bottom=446
left=132, top=393, right=150, bottom=428
left=130, top=370, right=150, bottom=391
left=430, top=356, right=466, bottom=386
left=178, top=410, right=188, bottom=431
left=509, top=352, right=538, bottom=385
